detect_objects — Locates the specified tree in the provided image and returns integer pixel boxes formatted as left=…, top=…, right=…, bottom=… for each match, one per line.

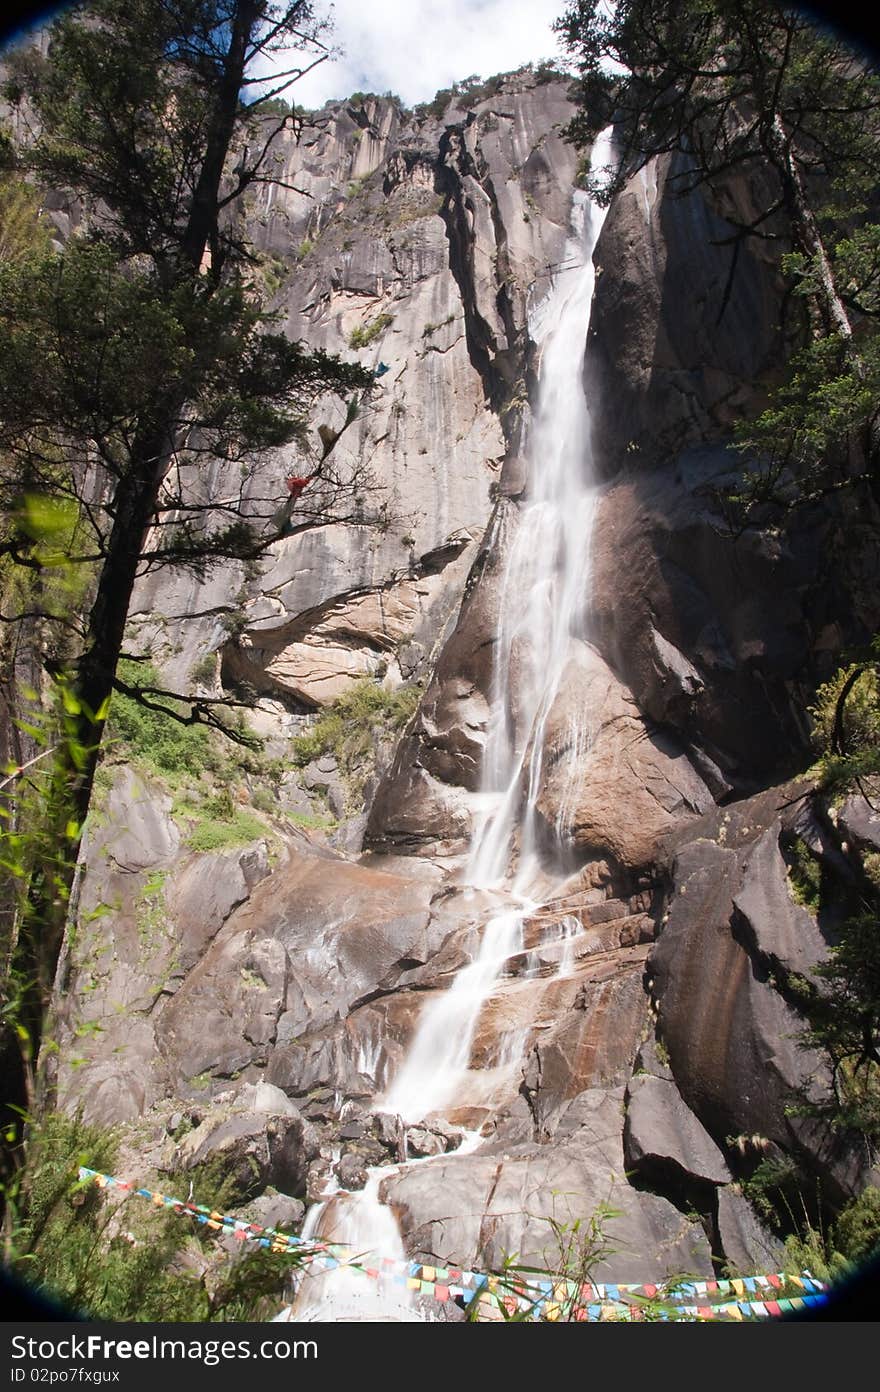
left=0, top=1, right=377, bottom=1141
left=555, top=0, right=880, bottom=517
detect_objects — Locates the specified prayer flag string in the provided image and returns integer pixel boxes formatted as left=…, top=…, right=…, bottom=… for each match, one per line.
left=76, top=1167, right=828, bottom=1321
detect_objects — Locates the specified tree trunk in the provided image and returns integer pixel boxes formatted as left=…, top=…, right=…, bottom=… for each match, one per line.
left=767, top=112, right=857, bottom=348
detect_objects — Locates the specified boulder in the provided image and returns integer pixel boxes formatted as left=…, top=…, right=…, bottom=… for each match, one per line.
left=714, top=1187, right=785, bottom=1276
left=649, top=785, right=869, bottom=1202
left=172, top=1085, right=319, bottom=1202
left=624, top=1072, right=732, bottom=1188
left=334, top=1152, right=369, bottom=1191
left=380, top=1088, right=714, bottom=1282
left=732, top=823, right=829, bottom=979
left=838, top=793, right=880, bottom=858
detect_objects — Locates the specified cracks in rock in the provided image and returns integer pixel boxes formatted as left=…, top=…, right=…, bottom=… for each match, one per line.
left=435, top=124, right=526, bottom=441
left=519, top=1044, right=543, bottom=1142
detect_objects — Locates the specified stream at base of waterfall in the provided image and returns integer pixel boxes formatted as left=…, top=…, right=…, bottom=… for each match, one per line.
left=276, top=127, right=616, bottom=1323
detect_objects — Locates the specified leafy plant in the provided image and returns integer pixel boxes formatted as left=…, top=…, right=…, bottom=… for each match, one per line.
left=5, top=1112, right=303, bottom=1320
left=104, top=661, right=213, bottom=780
left=349, top=312, right=393, bottom=350
left=290, top=678, right=420, bottom=814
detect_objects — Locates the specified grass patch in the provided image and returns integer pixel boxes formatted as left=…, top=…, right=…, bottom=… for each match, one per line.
left=286, top=809, right=339, bottom=832
left=8, top=1113, right=307, bottom=1320
left=291, top=679, right=419, bottom=769
left=180, top=808, right=268, bottom=853
left=783, top=835, right=823, bottom=912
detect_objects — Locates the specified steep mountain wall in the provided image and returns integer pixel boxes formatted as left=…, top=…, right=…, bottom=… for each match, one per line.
left=52, top=71, right=879, bottom=1294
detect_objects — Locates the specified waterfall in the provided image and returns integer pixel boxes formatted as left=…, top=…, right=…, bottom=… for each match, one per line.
left=288, top=1171, right=419, bottom=1323
left=378, top=126, right=615, bottom=1132
left=468, top=124, right=614, bottom=891
left=380, top=907, right=526, bottom=1122
left=284, top=128, right=616, bottom=1322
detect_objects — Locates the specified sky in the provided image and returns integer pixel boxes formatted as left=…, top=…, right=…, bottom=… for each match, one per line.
left=285, top=0, right=568, bottom=110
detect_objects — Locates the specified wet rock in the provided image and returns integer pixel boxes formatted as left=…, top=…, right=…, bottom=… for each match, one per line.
left=535, top=645, right=713, bottom=876
left=338, top=1121, right=365, bottom=1141
left=380, top=1089, right=714, bottom=1282
left=241, top=1192, right=306, bottom=1232
left=334, top=1152, right=368, bottom=1191
left=405, top=1126, right=445, bottom=1158
left=299, top=1088, right=340, bottom=1123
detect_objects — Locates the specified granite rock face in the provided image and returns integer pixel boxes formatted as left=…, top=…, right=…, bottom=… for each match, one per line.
left=648, top=784, right=866, bottom=1204
left=53, top=70, right=880, bottom=1291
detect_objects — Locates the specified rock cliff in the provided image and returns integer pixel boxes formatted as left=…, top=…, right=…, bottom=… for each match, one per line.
left=53, top=68, right=878, bottom=1296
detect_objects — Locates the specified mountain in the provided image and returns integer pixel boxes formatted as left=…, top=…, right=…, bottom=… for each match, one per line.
left=35, top=66, right=879, bottom=1314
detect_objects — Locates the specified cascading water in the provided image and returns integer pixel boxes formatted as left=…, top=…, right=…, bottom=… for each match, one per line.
left=287, top=1170, right=419, bottom=1322
left=380, top=125, right=616, bottom=1127
left=285, top=128, right=616, bottom=1322
left=468, top=124, right=614, bottom=892
left=381, top=907, right=526, bottom=1121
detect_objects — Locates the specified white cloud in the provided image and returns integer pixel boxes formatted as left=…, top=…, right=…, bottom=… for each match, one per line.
left=274, top=0, right=568, bottom=109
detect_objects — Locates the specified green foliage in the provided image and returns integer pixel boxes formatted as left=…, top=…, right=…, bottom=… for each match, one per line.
left=182, top=809, right=267, bottom=853
left=807, top=657, right=880, bottom=798
left=782, top=1225, right=849, bottom=1286
left=291, top=679, right=420, bottom=813
left=105, top=661, right=213, bottom=779
left=556, top=2, right=880, bottom=208
left=740, top=1154, right=803, bottom=1226
left=0, top=172, right=52, bottom=265
left=558, top=2, right=880, bottom=524
left=349, top=312, right=393, bottom=350
left=798, top=909, right=880, bottom=1142
left=254, top=96, right=293, bottom=119
left=189, top=653, right=218, bottom=688
left=291, top=679, right=419, bottom=768
left=7, top=1112, right=300, bottom=1320
left=784, top=836, right=823, bottom=912
left=832, top=1184, right=880, bottom=1266
left=7, top=1113, right=206, bottom=1320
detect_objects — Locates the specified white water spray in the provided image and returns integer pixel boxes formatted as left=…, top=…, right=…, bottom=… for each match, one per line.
left=283, top=128, right=616, bottom=1321
left=468, top=125, right=614, bottom=892
left=290, top=1170, right=419, bottom=1323
left=381, top=907, right=525, bottom=1122
left=381, top=126, right=615, bottom=1128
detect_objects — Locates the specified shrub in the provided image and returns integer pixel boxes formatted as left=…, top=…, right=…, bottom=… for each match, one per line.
left=349, top=312, right=393, bottom=350
left=9, top=1114, right=206, bottom=1321
left=105, top=660, right=212, bottom=779
left=189, top=652, right=217, bottom=688
left=10, top=1112, right=302, bottom=1320
left=291, top=679, right=419, bottom=770
left=833, top=1185, right=880, bottom=1265
left=810, top=663, right=880, bottom=759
